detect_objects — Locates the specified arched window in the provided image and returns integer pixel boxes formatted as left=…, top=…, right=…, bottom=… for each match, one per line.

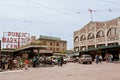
left=88, top=33, right=94, bottom=39
left=74, top=47, right=79, bottom=51
left=74, top=36, right=79, bottom=42
left=107, top=27, right=117, bottom=36
left=80, top=35, right=86, bottom=41
left=96, top=30, right=104, bottom=38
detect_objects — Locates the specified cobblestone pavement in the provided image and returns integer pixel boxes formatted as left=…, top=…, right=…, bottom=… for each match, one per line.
left=0, top=62, right=120, bottom=80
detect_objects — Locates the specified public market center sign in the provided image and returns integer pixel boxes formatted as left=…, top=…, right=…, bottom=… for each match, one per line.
left=2, top=32, right=30, bottom=49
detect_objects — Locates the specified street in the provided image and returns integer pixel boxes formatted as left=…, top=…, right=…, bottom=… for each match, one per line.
left=0, top=62, right=120, bottom=80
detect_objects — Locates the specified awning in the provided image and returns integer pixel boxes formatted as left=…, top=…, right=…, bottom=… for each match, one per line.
left=72, top=52, right=79, bottom=56
left=78, top=45, right=120, bottom=53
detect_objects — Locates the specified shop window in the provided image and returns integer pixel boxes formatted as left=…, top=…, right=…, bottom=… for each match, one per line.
left=97, top=44, right=105, bottom=47
left=108, top=42, right=118, bottom=46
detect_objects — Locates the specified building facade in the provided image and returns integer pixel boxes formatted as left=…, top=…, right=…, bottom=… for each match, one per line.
left=74, top=17, right=120, bottom=60
left=1, top=35, right=67, bottom=58
left=37, top=35, right=67, bottom=53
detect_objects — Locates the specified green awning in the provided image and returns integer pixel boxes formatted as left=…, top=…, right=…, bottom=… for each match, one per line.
left=97, top=45, right=120, bottom=49
left=78, top=45, right=120, bottom=53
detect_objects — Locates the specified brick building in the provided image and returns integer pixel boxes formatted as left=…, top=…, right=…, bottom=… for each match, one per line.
left=74, top=17, right=120, bottom=60
left=37, top=35, right=67, bottom=53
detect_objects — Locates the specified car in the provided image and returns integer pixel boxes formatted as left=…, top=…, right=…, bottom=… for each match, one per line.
left=52, top=57, right=58, bottom=65
left=79, top=54, right=92, bottom=64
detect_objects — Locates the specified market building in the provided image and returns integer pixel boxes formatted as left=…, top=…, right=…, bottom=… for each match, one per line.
left=74, top=17, right=120, bottom=61
left=1, top=35, right=67, bottom=59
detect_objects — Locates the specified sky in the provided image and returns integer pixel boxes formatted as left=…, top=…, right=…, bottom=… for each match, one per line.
left=0, top=0, right=120, bottom=49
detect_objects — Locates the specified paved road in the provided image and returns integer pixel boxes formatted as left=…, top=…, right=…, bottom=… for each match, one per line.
left=0, top=62, right=120, bottom=80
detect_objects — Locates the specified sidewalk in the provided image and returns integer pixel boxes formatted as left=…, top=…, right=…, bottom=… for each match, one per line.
left=0, top=69, right=24, bottom=74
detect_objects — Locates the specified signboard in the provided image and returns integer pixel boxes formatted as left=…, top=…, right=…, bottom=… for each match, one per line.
left=2, top=32, right=30, bottom=49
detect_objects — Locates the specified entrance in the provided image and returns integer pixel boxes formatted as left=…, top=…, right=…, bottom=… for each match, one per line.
left=108, top=49, right=119, bottom=61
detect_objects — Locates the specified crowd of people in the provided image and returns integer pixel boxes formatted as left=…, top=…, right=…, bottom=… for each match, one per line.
left=94, top=54, right=113, bottom=64
left=0, top=54, right=115, bottom=72
left=0, top=56, right=29, bottom=71
left=0, top=55, right=65, bottom=72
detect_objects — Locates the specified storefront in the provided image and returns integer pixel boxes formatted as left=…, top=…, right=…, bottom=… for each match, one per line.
left=78, top=45, right=120, bottom=61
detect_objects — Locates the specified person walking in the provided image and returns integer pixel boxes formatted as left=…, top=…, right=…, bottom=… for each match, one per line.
left=95, top=54, right=99, bottom=64
left=18, top=59, right=23, bottom=70
left=4, top=58, right=8, bottom=70
left=57, top=57, right=60, bottom=66
left=33, top=56, right=37, bottom=67
left=24, top=59, right=29, bottom=70
left=60, top=56, right=64, bottom=67
left=109, top=54, right=113, bottom=62
left=99, top=55, right=102, bottom=63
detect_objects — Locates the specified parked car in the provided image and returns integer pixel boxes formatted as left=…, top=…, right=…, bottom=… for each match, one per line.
left=79, top=54, right=92, bottom=64
left=52, top=57, right=58, bottom=65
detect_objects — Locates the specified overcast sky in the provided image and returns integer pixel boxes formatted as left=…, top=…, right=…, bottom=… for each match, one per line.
left=0, top=0, right=120, bottom=49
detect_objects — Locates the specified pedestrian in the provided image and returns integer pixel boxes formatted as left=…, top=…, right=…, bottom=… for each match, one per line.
left=99, top=55, right=102, bottom=63
left=1, top=56, right=6, bottom=70
left=95, top=54, right=99, bottom=64
left=18, top=59, right=23, bottom=70
left=33, top=56, right=37, bottom=67
left=24, top=59, right=29, bottom=70
left=60, top=56, right=64, bottom=66
left=109, top=54, right=113, bottom=62
left=8, top=57, right=13, bottom=70
left=57, top=57, right=60, bottom=66
left=4, top=58, right=8, bottom=70
left=12, top=58, right=18, bottom=70
left=0, top=58, right=2, bottom=71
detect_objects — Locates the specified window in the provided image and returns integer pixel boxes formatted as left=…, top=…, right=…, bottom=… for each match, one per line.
left=74, top=36, right=79, bottom=42
left=74, top=47, right=79, bottom=51
left=108, top=42, right=118, bottom=46
left=107, top=27, right=117, bottom=36
left=80, top=35, right=86, bottom=41
left=81, top=46, right=86, bottom=50
left=56, top=43, right=59, bottom=46
left=50, top=42, right=52, bottom=46
left=88, top=45, right=95, bottom=49
left=88, top=33, right=94, bottom=39
left=56, top=48, right=59, bottom=51
left=97, top=44, right=105, bottom=47
left=50, top=47, right=52, bottom=50
left=96, top=30, right=104, bottom=38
